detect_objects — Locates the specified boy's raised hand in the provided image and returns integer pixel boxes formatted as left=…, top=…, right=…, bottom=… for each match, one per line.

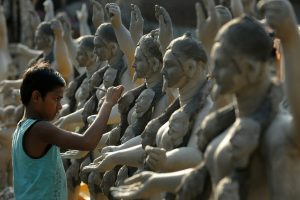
left=104, top=85, right=124, bottom=106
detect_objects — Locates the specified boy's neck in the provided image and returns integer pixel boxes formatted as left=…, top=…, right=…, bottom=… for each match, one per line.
left=23, top=106, right=44, bottom=121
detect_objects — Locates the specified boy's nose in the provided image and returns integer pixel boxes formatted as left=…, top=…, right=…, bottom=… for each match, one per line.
left=57, top=103, right=62, bottom=111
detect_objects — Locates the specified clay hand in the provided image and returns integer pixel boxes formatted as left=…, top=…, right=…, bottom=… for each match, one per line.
left=155, top=5, right=173, bottom=52
left=129, top=4, right=144, bottom=44
left=57, top=13, right=72, bottom=36
left=53, top=116, right=68, bottom=129
left=258, top=0, right=298, bottom=39
left=43, top=0, right=54, bottom=13
left=110, top=171, right=158, bottom=199
left=0, top=80, right=14, bottom=93
left=76, top=3, right=88, bottom=22
left=9, top=43, right=29, bottom=56
left=104, top=85, right=124, bottom=106
left=195, top=0, right=218, bottom=51
left=101, top=145, right=118, bottom=154
left=105, top=3, right=122, bottom=28
left=145, top=145, right=167, bottom=171
left=60, top=150, right=89, bottom=159
left=81, top=153, right=116, bottom=173
left=51, top=19, right=64, bottom=37
left=91, top=0, right=104, bottom=28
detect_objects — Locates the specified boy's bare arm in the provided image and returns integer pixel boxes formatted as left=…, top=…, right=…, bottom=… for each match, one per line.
left=32, top=86, right=124, bottom=151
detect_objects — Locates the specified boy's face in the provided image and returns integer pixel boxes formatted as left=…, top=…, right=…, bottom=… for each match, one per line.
left=37, top=87, right=64, bottom=121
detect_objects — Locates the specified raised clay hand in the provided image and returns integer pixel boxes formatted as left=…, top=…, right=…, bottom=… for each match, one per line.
left=43, top=0, right=54, bottom=12
left=258, top=0, right=298, bottom=39
left=145, top=145, right=167, bottom=171
left=155, top=5, right=173, bottom=53
left=0, top=80, right=17, bottom=93
left=111, top=171, right=158, bottom=199
left=129, top=4, right=144, bottom=45
left=60, top=150, right=89, bottom=159
left=81, top=153, right=116, bottom=173
left=51, top=19, right=64, bottom=37
left=76, top=3, right=88, bottom=23
left=91, top=0, right=105, bottom=28
left=195, top=0, right=219, bottom=52
left=56, top=13, right=72, bottom=38
left=43, top=0, right=54, bottom=21
left=105, top=3, right=122, bottom=28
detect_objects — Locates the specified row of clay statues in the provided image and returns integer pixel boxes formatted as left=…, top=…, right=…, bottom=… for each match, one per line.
left=1, top=0, right=300, bottom=199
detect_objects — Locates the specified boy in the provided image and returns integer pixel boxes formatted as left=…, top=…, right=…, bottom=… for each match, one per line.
left=12, top=61, right=123, bottom=200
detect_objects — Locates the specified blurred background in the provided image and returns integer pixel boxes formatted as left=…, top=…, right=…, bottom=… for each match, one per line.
left=2, top=0, right=300, bottom=44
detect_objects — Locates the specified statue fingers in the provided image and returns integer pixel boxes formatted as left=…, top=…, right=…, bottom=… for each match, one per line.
left=122, top=173, right=147, bottom=185
left=195, top=1, right=206, bottom=27
left=206, top=0, right=217, bottom=19
left=111, top=187, right=139, bottom=199
left=145, top=145, right=166, bottom=154
left=159, top=6, right=172, bottom=26
left=133, top=4, right=143, bottom=22
left=154, top=5, right=160, bottom=21
left=93, top=153, right=107, bottom=163
left=81, top=162, right=101, bottom=173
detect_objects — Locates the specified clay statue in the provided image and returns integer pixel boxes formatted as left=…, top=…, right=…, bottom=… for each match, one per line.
left=120, top=88, right=155, bottom=143
left=82, top=33, right=212, bottom=175
left=110, top=1, right=299, bottom=198
left=96, top=67, right=118, bottom=111
left=177, top=1, right=300, bottom=200
left=55, top=35, right=98, bottom=131
left=156, top=108, right=190, bottom=151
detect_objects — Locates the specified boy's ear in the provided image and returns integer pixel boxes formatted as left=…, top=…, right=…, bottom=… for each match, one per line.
left=32, top=90, right=42, bottom=103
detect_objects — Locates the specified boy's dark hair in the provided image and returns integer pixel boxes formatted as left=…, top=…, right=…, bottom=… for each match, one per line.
left=20, top=62, right=66, bottom=105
